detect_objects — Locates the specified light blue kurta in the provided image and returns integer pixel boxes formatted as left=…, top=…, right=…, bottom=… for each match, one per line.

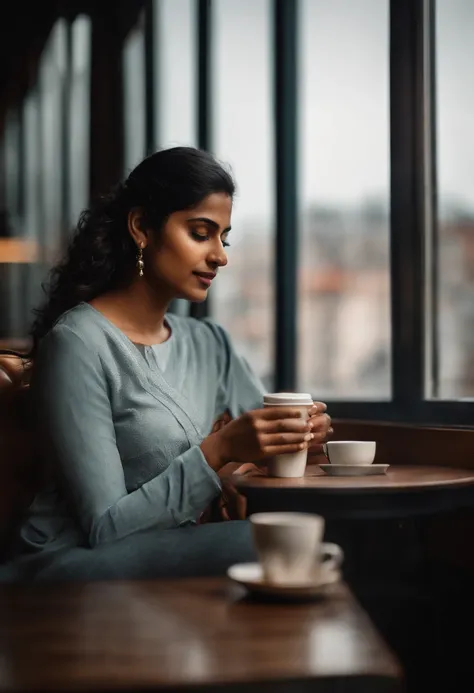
left=18, top=303, right=265, bottom=554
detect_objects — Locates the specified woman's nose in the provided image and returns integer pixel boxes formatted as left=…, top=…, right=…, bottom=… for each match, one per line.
left=208, top=242, right=228, bottom=268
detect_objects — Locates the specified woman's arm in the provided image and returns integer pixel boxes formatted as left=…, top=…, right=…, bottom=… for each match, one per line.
left=208, top=321, right=331, bottom=463
left=205, top=321, right=266, bottom=417
left=34, top=325, right=222, bottom=547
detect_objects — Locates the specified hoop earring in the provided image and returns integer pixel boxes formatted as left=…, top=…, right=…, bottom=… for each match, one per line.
left=137, top=244, right=144, bottom=277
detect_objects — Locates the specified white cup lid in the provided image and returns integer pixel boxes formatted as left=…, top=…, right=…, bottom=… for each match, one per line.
left=263, top=392, right=313, bottom=406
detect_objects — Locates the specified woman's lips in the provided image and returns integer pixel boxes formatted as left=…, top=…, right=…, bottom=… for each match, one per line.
left=193, top=272, right=215, bottom=287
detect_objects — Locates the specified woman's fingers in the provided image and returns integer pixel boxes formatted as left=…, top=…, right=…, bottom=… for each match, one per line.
left=263, top=441, right=311, bottom=456
left=257, top=417, right=311, bottom=434
left=221, top=481, right=248, bottom=520
left=211, top=410, right=233, bottom=434
left=257, top=407, right=307, bottom=421
left=261, top=431, right=313, bottom=447
left=309, top=401, right=327, bottom=415
left=309, top=413, right=332, bottom=433
left=231, top=462, right=263, bottom=476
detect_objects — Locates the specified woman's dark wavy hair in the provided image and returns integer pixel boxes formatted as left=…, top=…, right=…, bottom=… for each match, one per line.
left=29, top=146, right=235, bottom=357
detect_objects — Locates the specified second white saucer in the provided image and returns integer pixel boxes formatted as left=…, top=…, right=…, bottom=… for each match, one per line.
left=319, top=464, right=389, bottom=476
left=227, top=562, right=340, bottom=600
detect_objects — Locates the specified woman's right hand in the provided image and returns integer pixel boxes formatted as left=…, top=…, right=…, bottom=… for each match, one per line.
left=200, top=407, right=314, bottom=471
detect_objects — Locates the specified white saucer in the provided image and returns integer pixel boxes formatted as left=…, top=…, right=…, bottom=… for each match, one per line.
left=227, top=563, right=340, bottom=600
left=319, top=464, right=389, bottom=476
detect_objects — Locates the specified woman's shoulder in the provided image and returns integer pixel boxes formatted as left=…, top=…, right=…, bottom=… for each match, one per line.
left=53, top=301, right=97, bottom=328
left=39, top=303, right=112, bottom=358
left=42, top=307, right=235, bottom=361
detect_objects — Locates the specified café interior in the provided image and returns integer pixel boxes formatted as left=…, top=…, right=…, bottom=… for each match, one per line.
left=1, top=1, right=473, bottom=692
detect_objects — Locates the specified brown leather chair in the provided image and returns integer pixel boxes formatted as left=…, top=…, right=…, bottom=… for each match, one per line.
left=0, top=351, right=36, bottom=559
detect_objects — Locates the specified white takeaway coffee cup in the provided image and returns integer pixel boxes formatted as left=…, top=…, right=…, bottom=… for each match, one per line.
left=263, top=392, right=313, bottom=478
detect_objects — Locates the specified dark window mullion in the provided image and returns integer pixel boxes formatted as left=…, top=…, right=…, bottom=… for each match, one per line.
left=424, top=0, right=440, bottom=398
left=389, top=0, right=426, bottom=416
left=331, top=399, right=474, bottom=427
left=190, top=0, right=212, bottom=321
left=17, top=106, right=25, bottom=227
left=197, top=0, right=211, bottom=154
left=144, top=0, right=155, bottom=157
left=274, top=0, right=298, bottom=391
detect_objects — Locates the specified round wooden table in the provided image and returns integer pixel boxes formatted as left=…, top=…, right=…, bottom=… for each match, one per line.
left=231, top=465, right=474, bottom=520
left=234, top=464, right=474, bottom=689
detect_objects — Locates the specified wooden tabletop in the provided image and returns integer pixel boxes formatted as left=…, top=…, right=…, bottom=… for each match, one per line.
left=0, top=577, right=402, bottom=693
left=232, top=465, right=474, bottom=493
left=231, top=466, right=474, bottom=519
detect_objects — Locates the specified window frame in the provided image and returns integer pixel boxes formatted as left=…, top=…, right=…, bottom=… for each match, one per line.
left=142, top=0, right=471, bottom=425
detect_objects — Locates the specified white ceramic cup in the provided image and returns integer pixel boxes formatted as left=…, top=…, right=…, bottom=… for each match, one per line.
left=324, top=440, right=376, bottom=466
left=250, top=512, right=343, bottom=585
left=263, top=392, right=313, bottom=478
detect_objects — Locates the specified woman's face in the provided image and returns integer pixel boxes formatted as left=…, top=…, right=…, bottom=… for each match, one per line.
left=140, top=192, right=232, bottom=302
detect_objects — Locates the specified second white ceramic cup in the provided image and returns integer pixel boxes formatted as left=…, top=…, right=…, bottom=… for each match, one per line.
left=324, top=440, right=376, bottom=466
left=250, top=512, right=344, bottom=585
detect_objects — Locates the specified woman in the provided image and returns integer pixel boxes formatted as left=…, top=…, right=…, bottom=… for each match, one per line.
left=10, top=147, right=332, bottom=581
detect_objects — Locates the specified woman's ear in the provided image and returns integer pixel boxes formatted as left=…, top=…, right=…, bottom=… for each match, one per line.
left=127, top=207, right=149, bottom=248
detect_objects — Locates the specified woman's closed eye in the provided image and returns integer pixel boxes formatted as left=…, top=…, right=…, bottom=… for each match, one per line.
left=191, top=230, right=230, bottom=247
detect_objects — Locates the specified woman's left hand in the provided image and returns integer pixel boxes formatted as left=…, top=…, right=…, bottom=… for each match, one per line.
left=307, top=401, right=333, bottom=461
left=200, top=404, right=332, bottom=524
left=199, top=413, right=265, bottom=523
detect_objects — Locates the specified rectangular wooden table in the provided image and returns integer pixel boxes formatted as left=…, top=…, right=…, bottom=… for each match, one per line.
left=0, top=577, right=403, bottom=692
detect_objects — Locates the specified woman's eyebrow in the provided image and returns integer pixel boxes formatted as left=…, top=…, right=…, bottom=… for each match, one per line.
left=187, top=216, right=231, bottom=232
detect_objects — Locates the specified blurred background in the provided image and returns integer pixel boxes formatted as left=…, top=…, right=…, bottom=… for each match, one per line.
left=0, top=0, right=473, bottom=404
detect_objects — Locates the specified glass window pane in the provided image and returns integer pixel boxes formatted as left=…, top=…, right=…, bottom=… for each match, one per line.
left=1, top=110, right=22, bottom=340
left=3, top=110, right=21, bottom=229
left=153, top=0, right=197, bottom=149
left=68, top=15, right=92, bottom=229
left=123, top=17, right=146, bottom=173
left=153, top=0, right=196, bottom=317
left=298, top=0, right=390, bottom=400
left=39, top=19, right=68, bottom=262
left=22, top=89, right=42, bottom=332
left=212, top=0, right=275, bottom=387
left=434, top=0, right=474, bottom=398
left=23, top=91, right=41, bottom=242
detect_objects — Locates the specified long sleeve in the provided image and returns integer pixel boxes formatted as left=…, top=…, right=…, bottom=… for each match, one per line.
left=33, top=326, right=221, bottom=547
left=205, top=321, right=267, bottom=416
